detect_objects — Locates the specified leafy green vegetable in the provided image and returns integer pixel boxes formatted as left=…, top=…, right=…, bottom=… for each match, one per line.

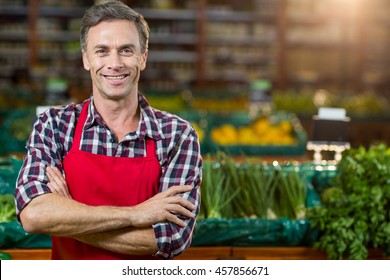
left=270, top=167, right=307, bottom=219
left=0, top=194, right=16, bottom=223
left=199, top=152, right=308, bottom=220
left=199, top=153, right=240, bottom=218
left=307, top=144, right=390, bottom=259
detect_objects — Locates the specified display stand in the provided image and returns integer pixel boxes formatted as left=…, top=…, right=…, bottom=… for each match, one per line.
left=306, top=141, right=350, bottom=164
left=306, top=108, right=351, bottom=164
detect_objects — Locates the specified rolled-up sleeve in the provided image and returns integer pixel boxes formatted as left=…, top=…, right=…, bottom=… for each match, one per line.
left=15, top=109, right=71, bottom=217
left=153, top=127, right=202, bottom=259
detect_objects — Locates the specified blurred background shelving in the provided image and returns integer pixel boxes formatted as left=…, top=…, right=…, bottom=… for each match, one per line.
left=132, top=1, right=200, bottom=91
left=1, top=0, right=390, bottom=152
left=0, top=0, right=390, bottom=95
left=2, top=0, right=390, bottom=95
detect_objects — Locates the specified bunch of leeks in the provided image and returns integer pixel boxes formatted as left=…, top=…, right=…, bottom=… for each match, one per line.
left=199, top=153, right=307, bottom=220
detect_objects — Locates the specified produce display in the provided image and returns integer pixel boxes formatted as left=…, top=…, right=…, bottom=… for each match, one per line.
left=307, top=144, right=390, bottom=259
left=207, top=111, right=307, bottom=156
left=193, top=152, right=323, bottom=247
left=2, top=145, right=389, bottom=259
left=199, top=152, right=309, bottom=220
left=210, top=117, right=297, bottom=146
left=0, top=157, right=51, bottom=250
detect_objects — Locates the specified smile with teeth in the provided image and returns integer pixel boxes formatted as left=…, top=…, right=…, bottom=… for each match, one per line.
left=105, top=75, right=127, bottom=80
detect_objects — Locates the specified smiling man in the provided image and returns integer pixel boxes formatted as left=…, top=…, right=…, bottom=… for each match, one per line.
left=15, top=1, right=202, bottom=260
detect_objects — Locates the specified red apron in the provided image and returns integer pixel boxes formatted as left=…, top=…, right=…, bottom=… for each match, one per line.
left=51, top=100, right=161, bottom=259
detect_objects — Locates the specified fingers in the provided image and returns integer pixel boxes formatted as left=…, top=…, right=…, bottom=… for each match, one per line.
left=166, top=213, right=187, bottom=227
left=160, top=202, right=195, bottom=227
left=154, top=185, right=197, bottom=226
left=165, top=195, right=196, bottom=212
left=46, top=166, right=66, bottom=185
left=130, top=184, right=197, bottom=228
left=157, top=185, right=196, bottom=218
left=164, top=185, right=197, bottom=215
left=157, top=184, right=193, bottom=198
left=46, top=166, right=72, bottom=199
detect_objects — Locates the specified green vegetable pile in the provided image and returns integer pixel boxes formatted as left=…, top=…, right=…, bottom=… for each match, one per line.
left=0, top=194, right=16, bottom=223
left=307, top=144, right=390, bottom=259
left=199, top=152, right=307, bottom=220
left=0, top=157, right=20, bottom=223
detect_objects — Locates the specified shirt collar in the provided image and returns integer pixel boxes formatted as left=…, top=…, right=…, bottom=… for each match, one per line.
left=83, top=96, right=104, bottom=129
left=138, top=92, right=165, bottom=141
left=83, top=94, right=164, bottom=141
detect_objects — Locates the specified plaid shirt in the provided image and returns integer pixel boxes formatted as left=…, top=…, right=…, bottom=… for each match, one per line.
left=15, top=93, right=202, bottom=259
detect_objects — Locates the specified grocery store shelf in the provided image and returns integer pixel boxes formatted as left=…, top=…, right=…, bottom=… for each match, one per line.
left=135, top=8, right=197, bottom=20
left=206, top=10, right=277, bottom=23
left=207, top=37, right=276, bottom=46
left=0, top=31, right=28, bottom=41
left=0, top=6, right=29, bottom=16
left=39, top=6, right=88, bottom=18
left=147, top=50, right=197, bottom=63
left=150, top=33, right=197, bottom=45
left=0, top=49, right=29, bottom=57
left=38, top=31, right=80, bottom=42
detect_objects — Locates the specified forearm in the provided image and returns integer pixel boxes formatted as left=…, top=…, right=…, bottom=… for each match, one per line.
left=20, top=193, right=133, bottom=237
left=75, top=226, right=158, bottom=256
left=20, top=185, right=196, bottom=254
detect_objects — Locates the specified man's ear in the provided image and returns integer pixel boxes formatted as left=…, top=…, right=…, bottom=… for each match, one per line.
left=140, top=49, right=148, bottom=71
left=82, top=50, right=90, bottom=71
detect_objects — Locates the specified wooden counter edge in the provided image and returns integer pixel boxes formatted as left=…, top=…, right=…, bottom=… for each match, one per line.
left=1, top=247, right=324, bottom=260
left=3, top=247, right=388, bottom=260
left=2, top=248, right=51, bottom=260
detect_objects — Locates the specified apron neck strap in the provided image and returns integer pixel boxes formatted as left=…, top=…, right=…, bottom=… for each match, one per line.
left=73, top=100, right=90, bottom=150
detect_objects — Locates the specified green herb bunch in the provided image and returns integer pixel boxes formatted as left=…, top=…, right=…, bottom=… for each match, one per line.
left=307, top=144, right=390, bottom=259
left=199, top=152, right=307, bottom=220
left=0, top=194, right=16, bottom=223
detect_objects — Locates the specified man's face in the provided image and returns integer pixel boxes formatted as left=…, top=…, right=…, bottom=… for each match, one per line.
left=82, top=20, right=148, bottom=101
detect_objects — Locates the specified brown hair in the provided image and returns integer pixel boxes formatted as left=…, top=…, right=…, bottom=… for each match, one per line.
left=80, top=1, right=149, bottom=53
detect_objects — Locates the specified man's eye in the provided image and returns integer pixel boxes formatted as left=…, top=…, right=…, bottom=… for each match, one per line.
left=96, top=49, right=108, bottom=54
left=121, top=48, right=134, bottom=55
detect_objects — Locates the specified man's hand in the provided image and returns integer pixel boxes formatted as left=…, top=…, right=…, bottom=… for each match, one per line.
left=46, top=166, right=72, bottom=199
left=129, top=185, right=196, bottom=228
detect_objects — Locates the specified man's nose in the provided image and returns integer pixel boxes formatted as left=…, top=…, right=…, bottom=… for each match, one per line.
left=108, top=53, right=123, bottom=69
